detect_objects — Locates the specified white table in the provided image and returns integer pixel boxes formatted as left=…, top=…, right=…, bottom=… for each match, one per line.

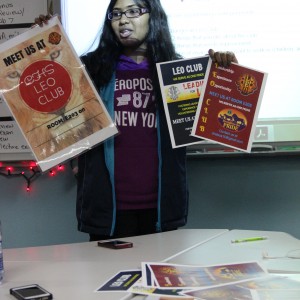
left=2, top=229, right=299, bottom=299
left=0, top=229, right=227, bottom=300
left=167, top=229, right=300, bottom=274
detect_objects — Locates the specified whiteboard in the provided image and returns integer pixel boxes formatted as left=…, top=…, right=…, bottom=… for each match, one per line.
left=62, top=0, right=300, bottom=146
left=0, top=0, right=48, bottom=161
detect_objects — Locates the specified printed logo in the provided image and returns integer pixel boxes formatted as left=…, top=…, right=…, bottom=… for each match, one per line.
left=218, top=108, right=247, bottom=132
left=19, top=60, right=72, bottom=113
left=116, top=94, right=131, bottom=106
left=167, top=86, right=180, bottom=100
left=236, top=74, right=257, bottom=96
left=48, top=31, right=61, bottom=45
left=160, top=266, right=181, bottom=275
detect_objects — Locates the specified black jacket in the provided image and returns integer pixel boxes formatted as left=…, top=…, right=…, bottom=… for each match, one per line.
left=76, top=73, right=189, bottom=236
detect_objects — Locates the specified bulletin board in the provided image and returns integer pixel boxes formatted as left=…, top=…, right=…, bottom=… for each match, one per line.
left=0, top=0, right=48, bottom=161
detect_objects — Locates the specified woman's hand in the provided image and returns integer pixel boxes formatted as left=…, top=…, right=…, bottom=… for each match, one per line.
left=208, top=49, right=238, bottom=67
left=33, top=14, right=52, bottom=27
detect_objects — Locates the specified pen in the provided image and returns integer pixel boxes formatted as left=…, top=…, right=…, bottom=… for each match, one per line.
left=231, top=236, right=268, bottom=244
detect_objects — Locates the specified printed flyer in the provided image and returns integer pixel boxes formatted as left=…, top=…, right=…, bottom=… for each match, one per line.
left=142, top=261, right=267, bottom=289
left=0, top=16, right=118, bottom=171
left=96, top=270, right=141, bottom=292
left=192, top=59, right=267, bottom=152
left=156, top=56, right=209, bottom=148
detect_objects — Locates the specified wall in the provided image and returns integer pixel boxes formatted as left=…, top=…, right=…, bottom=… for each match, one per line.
left=50, top=0, right=61, bottom=15
left=186, top=155, right=300, bottom=237
left=1, top=155, right=300, bottom=248
left=0, top=164, right=86, bottom=248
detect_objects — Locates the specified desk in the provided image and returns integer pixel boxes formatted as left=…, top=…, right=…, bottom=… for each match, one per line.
left=0, top=229, right=227, bottom=300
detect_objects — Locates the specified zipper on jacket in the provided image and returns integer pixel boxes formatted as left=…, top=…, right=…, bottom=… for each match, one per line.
left=156, top=110, right=162, bottom=232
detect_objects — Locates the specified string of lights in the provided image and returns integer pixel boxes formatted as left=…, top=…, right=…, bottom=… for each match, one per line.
left=0, top=162, right=65, bottom=192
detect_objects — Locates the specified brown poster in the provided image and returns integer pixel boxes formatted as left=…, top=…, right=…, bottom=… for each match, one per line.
left=0, top=17, right=118, bottom=171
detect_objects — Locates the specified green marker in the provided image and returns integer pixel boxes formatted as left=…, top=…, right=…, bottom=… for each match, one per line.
left=231, top=236, right=268, bottom=243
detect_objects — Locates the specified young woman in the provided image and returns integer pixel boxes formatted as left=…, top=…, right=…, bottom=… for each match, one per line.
left=36, top=0, right=238, bottom=241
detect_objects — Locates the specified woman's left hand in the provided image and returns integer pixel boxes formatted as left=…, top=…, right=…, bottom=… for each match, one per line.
left=208, top=49, right=238, bottom=67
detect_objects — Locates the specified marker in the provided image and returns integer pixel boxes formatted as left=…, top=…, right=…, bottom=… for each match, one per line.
left=231, top=236, right=268, bottom=244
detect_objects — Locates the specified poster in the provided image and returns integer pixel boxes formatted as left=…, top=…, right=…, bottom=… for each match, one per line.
left=0, top=16, right=118, bottom=171
left=192, top=59, right=267, bottom=152
left=142, top=261, right=267, bottom=289
left=156, top=56, right=209, bottom=148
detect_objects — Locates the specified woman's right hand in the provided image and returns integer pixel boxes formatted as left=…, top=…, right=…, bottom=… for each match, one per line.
left=33, top=14, right=52, bottom=27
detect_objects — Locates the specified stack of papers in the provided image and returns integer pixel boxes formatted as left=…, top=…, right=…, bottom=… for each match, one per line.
left=96, top=261, right=300, bottom=299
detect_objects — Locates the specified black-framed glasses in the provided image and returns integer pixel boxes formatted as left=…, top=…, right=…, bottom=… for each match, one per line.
left=108, top=7, right=149, bottom=21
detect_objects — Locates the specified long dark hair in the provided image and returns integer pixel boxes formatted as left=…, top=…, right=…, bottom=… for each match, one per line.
left=82, top=0, right=181, bottom=94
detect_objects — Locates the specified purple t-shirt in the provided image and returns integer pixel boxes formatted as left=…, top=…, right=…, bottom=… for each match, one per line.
left=114, top=55, right=158, bottom=210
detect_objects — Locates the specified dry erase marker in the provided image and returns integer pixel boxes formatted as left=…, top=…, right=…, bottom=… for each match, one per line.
left=231, top=236, right=268, bottom=244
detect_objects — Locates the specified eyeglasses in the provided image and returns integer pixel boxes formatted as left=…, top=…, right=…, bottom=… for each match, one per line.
left=108, top=7, right=149, bottom=21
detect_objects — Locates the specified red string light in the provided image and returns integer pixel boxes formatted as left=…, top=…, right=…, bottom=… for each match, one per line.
left=57, top=164, right=64, bottom=171
left=0, top=162, right=66, bottom=192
